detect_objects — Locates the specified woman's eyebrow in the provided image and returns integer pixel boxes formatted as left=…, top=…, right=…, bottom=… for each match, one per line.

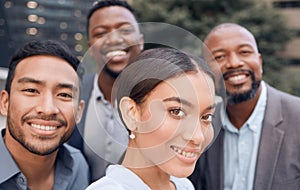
left=163, top=97, right=193, bottom=107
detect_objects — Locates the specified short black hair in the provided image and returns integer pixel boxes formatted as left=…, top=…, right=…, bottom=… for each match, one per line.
left=5, top=39, right=83, bottom=94
left=86, top=0, right=137, bottom=38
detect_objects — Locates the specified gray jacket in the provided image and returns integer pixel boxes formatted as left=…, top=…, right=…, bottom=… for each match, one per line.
left=189, top=84, right=300, bottom=190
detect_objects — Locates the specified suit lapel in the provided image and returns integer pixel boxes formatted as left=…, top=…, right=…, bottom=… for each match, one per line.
left=208, top=102, right=225, bottom=190
left=253, top=85, right=285, bottom=190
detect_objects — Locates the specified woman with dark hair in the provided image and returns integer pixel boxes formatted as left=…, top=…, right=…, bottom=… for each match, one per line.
left=86, top=48, right=216, bottom=190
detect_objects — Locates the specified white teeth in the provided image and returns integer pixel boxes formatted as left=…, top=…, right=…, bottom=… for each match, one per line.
left=31, top=124, right=57, bottom=131
left=171, top=146, right=197, bottom=158
left=106, top=50, right=126, bottom=58
left=228, top=74, right=246, bottom=82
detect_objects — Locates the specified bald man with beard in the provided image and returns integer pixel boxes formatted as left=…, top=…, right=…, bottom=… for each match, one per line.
left=189, top=23, right=300, bottom=190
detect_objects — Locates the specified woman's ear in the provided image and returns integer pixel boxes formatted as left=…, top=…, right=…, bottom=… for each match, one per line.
left=119, top=97, right=139, bottom=132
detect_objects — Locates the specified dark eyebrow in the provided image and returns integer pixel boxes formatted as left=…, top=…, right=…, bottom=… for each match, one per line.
left=205, top=103, right=216, bottom=111
left=17, top=77, right=78, bottom=92
left=211, top=44, right=254, bottom=54
left=239, top=44, right=254, bottom=49
left=163, top=97, right=193, bottom=107
left=163, top=96, right=216, bottom=111
left=57, top=83, right=78, bottom=92
left=92, top=22, right=135, bottom=31
left=211, top=49, right=225, bottom=55
left=18, top=77, right=44, bottom=85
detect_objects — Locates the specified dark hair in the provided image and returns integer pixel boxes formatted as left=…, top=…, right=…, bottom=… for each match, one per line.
left=87, top=0, right=137, bottom=39
left=5, top=39, right=83, bottom=94
left=113, top=47, right=215, bottom=110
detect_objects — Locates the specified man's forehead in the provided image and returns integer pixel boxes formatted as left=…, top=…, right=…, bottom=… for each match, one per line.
left=208, top=25, right=255, bottom=42
left=14, top=56, right=79, bottom=82
left=93, top=6, right=137, bottom=22
left=205, top=26, right=257, bottom=49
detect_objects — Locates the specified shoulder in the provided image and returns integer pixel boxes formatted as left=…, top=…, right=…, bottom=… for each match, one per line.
left=266, top=84, right=300, bottom=102
left=80, top=73, right=95, bottom=93
left=55, top=144, right=90, bottom=189
left=266, top=84, right=300, bottom=108
left=61, top=144, right=89, bottom=177
left=82, top=73, right=96, bottom=85
left=62, top=144, right=88, bottom=165
left=170, top=176, right=195, bottom=190
left=86, top=177, right=125, bottom=190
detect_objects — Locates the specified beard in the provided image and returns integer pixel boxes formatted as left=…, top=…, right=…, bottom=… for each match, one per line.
left=6, top=112, right=68, bottom=156
left=221, top=70, right=261, bottom=105
left=104, top=64, right=120, bottom=78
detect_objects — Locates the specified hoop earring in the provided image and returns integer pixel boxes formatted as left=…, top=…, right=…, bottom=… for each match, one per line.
left=129, top=132, right=135, bottom=139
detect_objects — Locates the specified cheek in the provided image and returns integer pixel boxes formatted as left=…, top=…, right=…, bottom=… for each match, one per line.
left=137, top=119, right=179, bottom=148
left=89, top=40, right=104, bottom=56
left=9, top=96, right=30, bottom=115
left=137, top=101, right=168, bottom=133
left=202, top=125, right=214, bottom=150
left=60, top=104, right=77, bottom=120
left=136, top=101, right=181, bottom=147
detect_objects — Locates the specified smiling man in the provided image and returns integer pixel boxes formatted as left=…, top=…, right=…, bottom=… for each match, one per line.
left=0, top=40, right=89, bottom=190
left=189, top=23, right=300, bottom=190
left=68, top=0, right=144, bottom=182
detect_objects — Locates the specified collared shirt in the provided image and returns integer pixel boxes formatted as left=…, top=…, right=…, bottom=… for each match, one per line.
left=86, top=165, right=195, bottom=190
left=0, top=129, right=89, bottom=190
left=83, top=75, right=129, bottom=181
left=223, top=81, right=267, bottom=190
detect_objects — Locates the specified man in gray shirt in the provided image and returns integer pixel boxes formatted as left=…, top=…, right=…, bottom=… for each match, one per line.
left=68, top=0, right=144, bottom=182
left=0, top=40, right=89, bottom=190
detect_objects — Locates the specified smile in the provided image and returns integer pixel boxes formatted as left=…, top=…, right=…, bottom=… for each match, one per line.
left=105, top=50, right=127, bottom=59
left=31, top=123, right=57, bottom=131
left=227, top=74, right=247, bottom=82
left=171, top=145, right=197, bottom=158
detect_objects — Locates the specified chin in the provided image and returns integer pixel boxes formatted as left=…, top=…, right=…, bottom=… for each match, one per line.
left=169, top=166, right=194, bottom=178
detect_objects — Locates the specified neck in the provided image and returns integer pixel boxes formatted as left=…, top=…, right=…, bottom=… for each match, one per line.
left=4, top=131, right=57, bottom=190
left=122, top=141, right=175, bottom=190
left=226, top=85, right=262, bottom=129
left=98, top=71, right=116, bottom=103
left=129, top=166, right=175, bottom=190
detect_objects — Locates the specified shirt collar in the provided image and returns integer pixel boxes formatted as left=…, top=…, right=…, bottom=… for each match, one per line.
left=53, top=144, right=74, bottom=187
left=93, top=74, right=104, bottom=101
left=247, top=81, right=267, bottom=132
left=222, top=81, right=267, bottom=133
left=0, top=129, right=74, bottom=186
left=0, top=129, right=21, bottom=184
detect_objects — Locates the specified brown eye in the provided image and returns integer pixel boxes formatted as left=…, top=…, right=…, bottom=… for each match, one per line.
left=201, top=114, right=213, bottom=122
left=22, top=88, right=39, bottom=94
left=240, top=50, right=252, bottom=55
left=57, top=91, right=73, bottom=101
left=214, top=55, right=226, bottom=62
left=169, top=108, right=186, bottom=118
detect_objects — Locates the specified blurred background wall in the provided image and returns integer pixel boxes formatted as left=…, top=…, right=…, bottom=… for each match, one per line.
left=0, top=0, right=299, bottom=96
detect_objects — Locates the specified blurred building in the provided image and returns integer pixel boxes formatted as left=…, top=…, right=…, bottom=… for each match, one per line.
left=265, top=0, right=300, bottom=64
left=0, top=0, right=99, bottom=127
left=0, top=0, right=95, bottom=68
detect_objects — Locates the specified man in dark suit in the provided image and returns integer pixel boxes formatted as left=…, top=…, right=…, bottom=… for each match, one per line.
left=189, top=23, right=300, bottom=190
left=68, top=0, right=144, bottom=182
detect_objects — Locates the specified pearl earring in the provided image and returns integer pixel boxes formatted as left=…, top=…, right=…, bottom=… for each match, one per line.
left=129, top=132, right=135, bottom=139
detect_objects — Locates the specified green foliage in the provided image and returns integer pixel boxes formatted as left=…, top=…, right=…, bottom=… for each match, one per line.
left=132, top=0, right=299, bottom=96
